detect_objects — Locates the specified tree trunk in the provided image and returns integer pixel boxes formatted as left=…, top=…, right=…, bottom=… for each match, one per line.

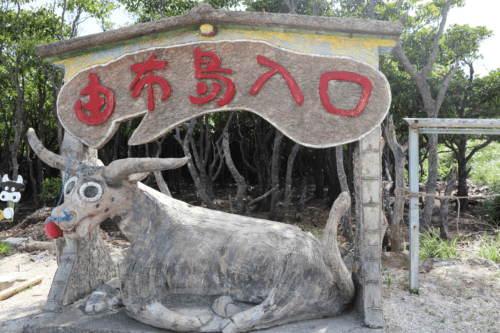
left=456, top=164, right=470, bottom=210
left=174, top=120, right=216, bottom=209
left=383, top=144, right=393, bottom=184
left=269, top=130, right=284, bottom=216
left=223, top=127, right=247, bottom=215
left=154, top=136, right=172, bottom=197
left=347, top=143, right=355, bottom=195
left=336, top=146, right=354, bottom=244
left=325, top=148, right=341, bottom=206
left=393, top=0, right=457, bottom=231
left=113, top=124, right=121, bottom=161
left=36, top=90, right=47, bottom=206
left=422, top=133, right=438, bottom=230
left=127, top=121, right=133, bottom=158
left=455, top=136, right=470, bottom=210
left=276, top=143, right=300, bottom=221
left=25, top=149, right=39, bottom=207
left=257, top=123, right=274, bottom=212
left=382, top=115, right=408, bottom=252
left=439, top=166, right=457, bottom=240
left=295, top=178, right=308, bottom=221
left=313, top=149, right=325, bottom=199
left=46, top=132, right=116, bottom=311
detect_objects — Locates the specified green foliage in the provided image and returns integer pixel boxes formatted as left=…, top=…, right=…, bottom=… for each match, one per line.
left=419, top=228, right=458, bottom=260
left=0, top=240, right=14, bottom=255
left=384, top=274, right=393, bottom=287
left=477, top=232, right=500, bottom=263
left=484, top=189, right=500, bottom=227
left=39, top=177, right=63, bottom=202
left=421, top=141, right=500, bottom=184
left=244, top=0, right=331, bottom=16
left=119, top=0, right=240, bottom=23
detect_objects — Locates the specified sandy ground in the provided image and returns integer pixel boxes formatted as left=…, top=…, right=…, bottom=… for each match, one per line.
left=1, top=248, right=499, bottom=333
left=0, top=251, right=57, bottom=321
left=382, top=256, right=500, bottom=333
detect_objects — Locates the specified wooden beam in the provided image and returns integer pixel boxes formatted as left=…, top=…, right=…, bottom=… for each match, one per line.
left=0, top=278, right=42, bottom=301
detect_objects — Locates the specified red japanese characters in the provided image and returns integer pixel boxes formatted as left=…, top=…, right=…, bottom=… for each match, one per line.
left=130, top=54, right=171, bottom=111
left=73, top=50, right=375, bottom=128
left=75, top=73, right=115, bottom=125
left=250, top=55, right=304, bottom=106
left=319, top=71, right=372, bottom=117
left=189, top=47, right=235, bottom=106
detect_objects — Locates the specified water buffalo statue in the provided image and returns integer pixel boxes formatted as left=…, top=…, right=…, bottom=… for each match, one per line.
left=27, top=128, right=355, bottom=333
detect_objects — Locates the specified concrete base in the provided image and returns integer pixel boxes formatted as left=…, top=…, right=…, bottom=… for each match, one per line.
left=2, top=305, right=384, bottom=333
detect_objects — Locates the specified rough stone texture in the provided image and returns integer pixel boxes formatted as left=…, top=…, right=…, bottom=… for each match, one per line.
left=19, top=308, right=379, bottom=333
left=27, top=130, right=356, bottom=333
left=35, top=4, right=402, bottom=60
left=85, top=283, right=123, bottom=314
left=353, top=126, right=384, bottom=328
left=58, top=41, right=391, bottom=149
left=45, top=132, right=116, bottom=311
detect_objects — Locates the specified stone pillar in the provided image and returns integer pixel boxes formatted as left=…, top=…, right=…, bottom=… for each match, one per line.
left=46, top=133, right=116, bottom=311
left=353, top=126, right=384, bottom=328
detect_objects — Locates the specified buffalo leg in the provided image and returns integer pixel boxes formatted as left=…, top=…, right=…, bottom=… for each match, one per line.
left=221, top=253, right=315, bottom=333
left=127, top=299, right=214, bottom=332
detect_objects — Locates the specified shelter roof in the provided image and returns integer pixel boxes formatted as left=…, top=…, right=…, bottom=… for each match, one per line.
left=36, top=3, right=402, bottom=62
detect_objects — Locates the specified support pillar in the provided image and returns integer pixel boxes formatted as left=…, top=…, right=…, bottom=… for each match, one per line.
left=408, top=126, right=420, bottom=291
left=353, top=126, right=384, bottom=328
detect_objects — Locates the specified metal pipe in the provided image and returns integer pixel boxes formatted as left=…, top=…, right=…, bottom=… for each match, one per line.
left=403, top=118, right=500, bottom=128
left=419, top=128, right=500, bottom=135
left=408, top=127, right=419, bottom=292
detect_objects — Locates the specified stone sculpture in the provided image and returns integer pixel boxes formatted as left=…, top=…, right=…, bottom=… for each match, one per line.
left=28, top=128, right=355, bottom=333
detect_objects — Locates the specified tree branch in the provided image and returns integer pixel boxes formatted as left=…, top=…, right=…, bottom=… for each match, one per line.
left=422, top=0, right=452, bottom=78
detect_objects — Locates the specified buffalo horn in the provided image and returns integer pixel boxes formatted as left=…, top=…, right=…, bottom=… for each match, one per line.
left=26, top=128, right=81, bottom=173
left=104, top=157, right=189, bottom=182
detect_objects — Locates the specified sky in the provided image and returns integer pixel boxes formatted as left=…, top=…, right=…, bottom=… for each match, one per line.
left=76, top=0, right=500, bottom=77
left=445, top=0, right=500, bottom=76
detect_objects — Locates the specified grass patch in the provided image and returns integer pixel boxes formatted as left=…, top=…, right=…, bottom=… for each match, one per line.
left=477, top=232, right=500, bottom=263
left=304, top=224, right=321, bottom=240
left=0, top=240, right=14, bottom=255
left=420, top=228, right=458, bottom=260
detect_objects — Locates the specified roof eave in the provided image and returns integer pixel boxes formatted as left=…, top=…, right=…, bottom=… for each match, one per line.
left=35, top=4, right=402, bottom=60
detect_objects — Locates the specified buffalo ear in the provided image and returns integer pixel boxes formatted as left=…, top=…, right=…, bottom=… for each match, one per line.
left=128, top=172, right=149, bottom=183
left=2, top=175, right=8, bottom=182
left=16, top=175, right=23, bottom=184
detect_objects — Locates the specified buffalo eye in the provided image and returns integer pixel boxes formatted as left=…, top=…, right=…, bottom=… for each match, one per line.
left=79, top=182, right=103, bottom=202
left=65, top=176, right=78, bottom=197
